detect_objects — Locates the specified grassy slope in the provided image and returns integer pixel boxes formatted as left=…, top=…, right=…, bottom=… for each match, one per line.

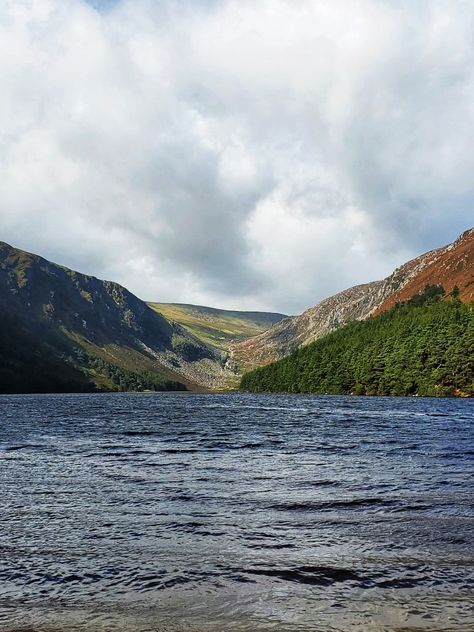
left=148, top=303, right=287, bottom=350
left=0, top=242, right=192, bottom=393
left=65, top=333, right=190, bottom=391
left=0, top=314, right=93, bottom=393
left=0, top=315, right=187, bottom=394
left=241, top=290, right=474, bottom=397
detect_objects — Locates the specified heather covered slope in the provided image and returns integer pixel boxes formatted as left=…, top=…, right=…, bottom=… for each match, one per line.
left=241, top=288, right=474, bottom=397
left=149, top=302, right=287, bottom=350
left=0, top=242, right=228, bottom=392
left=373, top=228, right=474, bottom=313
left=232, top=228, right=474, bottom=373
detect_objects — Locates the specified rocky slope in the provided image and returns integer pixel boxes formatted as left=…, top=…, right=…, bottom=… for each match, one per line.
left=231, top=228, right=474, bottom=372
left=230, top=282, right=386, bottom=373
left=241, top=288, right=474, bottom=397
left=373, top=228, right=474, bottom=313
left=0, top=242, right=229, bottom=391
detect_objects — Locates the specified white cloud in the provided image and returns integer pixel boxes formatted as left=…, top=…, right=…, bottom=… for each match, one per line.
left=0, top=0, right=473, bottom=313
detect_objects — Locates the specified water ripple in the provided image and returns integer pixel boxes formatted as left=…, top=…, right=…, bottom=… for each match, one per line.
left=0, top=392, right=473, bottom=632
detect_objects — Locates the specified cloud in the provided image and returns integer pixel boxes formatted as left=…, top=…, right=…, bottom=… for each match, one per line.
left=1, top=0, right=473, bottom=313
left=84, top=0, right=118, bottom=11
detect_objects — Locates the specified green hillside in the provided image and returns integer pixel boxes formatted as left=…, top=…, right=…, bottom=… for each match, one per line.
left=0, top=314, right=185, bottom=394
left=148, top=303, right=287, bottom=350
left=0, top=241, right=228, bottom=393
left=241, top=286, right=474, bottom=397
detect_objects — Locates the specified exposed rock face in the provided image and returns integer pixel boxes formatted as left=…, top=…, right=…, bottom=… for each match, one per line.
left=232, top=228, right=474, bottom=372
left=230, top=282, right=386, bottom=373
left=0, top=241, right=228, bottom=390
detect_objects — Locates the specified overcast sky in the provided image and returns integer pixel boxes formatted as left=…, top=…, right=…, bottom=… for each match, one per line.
left=1, top=0, right=473, bottom=313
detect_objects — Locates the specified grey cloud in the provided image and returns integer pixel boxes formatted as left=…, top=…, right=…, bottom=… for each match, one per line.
left=0, top=0, right=473, bottom=312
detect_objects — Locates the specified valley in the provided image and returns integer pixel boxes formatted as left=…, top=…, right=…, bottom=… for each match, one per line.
left=0, top=228, right=472, bottom=395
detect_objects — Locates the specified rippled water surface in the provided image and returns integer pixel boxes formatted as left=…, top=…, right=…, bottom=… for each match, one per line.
left=0, top=393, right=473, bottom=632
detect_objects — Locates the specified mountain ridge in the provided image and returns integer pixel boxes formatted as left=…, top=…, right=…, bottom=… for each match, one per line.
left=0, top=241, right=228, bottom=391
left=149, top=302, right=287, bottom=351
left=1, top=227, right=472, bottom=392
left=230, top=228, right=474, bottom=373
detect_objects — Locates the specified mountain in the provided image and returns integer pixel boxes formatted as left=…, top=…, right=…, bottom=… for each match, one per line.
left=230, top=281, right=386, bottom=373
left=0, top=242, right=229, bottom=392
left=2, top=228, right=472, bottom=393
left=241, top=286, right=474, bottom=397
left=148, top=303, right=287, bottom=350
left=373, top=228, right=474, bottom=313
left=231, top=228, right=474, bottom=373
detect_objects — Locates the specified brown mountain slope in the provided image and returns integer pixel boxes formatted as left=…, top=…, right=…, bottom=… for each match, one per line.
left=231, top=228, right=474, bottom=373
left=373, top=228, right=474, bottom=314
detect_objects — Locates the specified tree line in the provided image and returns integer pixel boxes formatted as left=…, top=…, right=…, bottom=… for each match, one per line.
left=240, top=286, right=474, bottom=397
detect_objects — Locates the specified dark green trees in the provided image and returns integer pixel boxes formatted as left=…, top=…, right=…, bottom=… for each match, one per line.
left=241, top=287, right=474, bottom=397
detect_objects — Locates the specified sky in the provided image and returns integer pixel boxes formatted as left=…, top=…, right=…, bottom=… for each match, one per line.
left=1, top=0, right=473, bottom=314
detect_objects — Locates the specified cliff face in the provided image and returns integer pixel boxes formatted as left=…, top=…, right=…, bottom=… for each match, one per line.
left=0, top=242, right=228, bottom=390
left=232, top=228, right=474, bottom=372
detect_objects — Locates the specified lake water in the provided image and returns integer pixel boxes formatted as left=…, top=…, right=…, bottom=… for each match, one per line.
left=0, top=393, right=473, bottom=632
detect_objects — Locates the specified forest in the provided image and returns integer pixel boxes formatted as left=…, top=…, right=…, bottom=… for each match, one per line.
left=241, top=286, right=474, bottom=397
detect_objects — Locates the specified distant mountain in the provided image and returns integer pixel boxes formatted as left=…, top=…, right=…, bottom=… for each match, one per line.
left=241, top=285, right=474, bottom=397
left=149, top=302, right=287, bottom=350
left=2, top=228, right=472, bottom=393
left=0, top=242, right=229, bottom=392
left=231, top=228, right=474, bottom=373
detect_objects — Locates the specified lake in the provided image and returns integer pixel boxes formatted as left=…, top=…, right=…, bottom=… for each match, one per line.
left=0, top=393, right=473, bottom=631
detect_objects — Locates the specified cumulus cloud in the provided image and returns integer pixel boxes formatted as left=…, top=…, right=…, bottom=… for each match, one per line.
left=1, top=0, right=473, bottom=313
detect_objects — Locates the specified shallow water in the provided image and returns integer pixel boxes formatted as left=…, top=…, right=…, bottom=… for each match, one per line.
left=0, top=393, right=473, bottom=632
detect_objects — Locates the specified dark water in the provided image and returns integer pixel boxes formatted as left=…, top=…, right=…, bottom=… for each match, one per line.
left=1, top=393, right=473, bottom=632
